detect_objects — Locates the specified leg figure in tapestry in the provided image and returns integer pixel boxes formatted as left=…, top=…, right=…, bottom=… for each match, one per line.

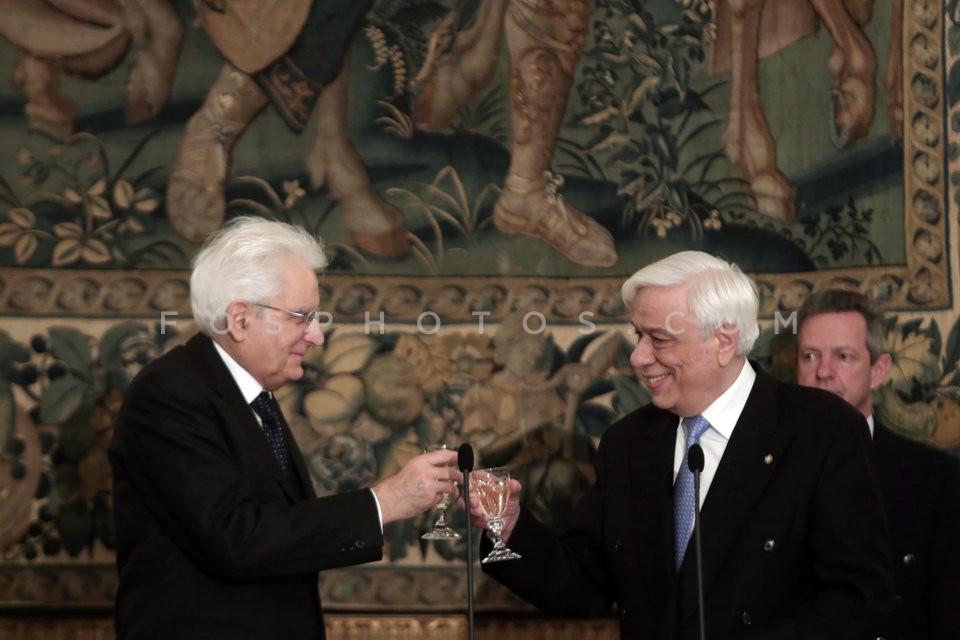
left=167, top=0, right=411, bottom=258
left=0, top=0, right=184, bottom=141
left=414, top=0, right=618, bottom=268
left=713, top=0, right=903, bottom=221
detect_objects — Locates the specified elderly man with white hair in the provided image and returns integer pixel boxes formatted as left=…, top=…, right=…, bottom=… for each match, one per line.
left=110, top=216, right=459, bottom=639
left=469, top=250, right=894, bottom=639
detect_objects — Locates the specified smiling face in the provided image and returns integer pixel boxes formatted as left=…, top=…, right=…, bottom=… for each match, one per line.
left=796, top=311, right=890, bottom=418
left=223, top=258, right=324, bottom=391
left=628, top=284, right=741, bottom=418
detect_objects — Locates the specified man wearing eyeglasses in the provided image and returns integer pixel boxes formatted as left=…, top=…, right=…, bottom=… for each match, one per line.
left=109, top=216, right=459, bottom=639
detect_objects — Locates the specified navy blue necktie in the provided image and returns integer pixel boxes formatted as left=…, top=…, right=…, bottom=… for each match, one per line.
left=674, top=415, right=711, bottom=572
left=250, top=391, right=293, bottom=477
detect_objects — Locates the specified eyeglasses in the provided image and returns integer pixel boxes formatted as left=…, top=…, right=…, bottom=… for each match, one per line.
left=253, top=303, right=323, bottom=328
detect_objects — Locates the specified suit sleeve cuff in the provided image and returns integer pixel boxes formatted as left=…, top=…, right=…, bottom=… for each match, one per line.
left=369, top=488, right=383, bottom=532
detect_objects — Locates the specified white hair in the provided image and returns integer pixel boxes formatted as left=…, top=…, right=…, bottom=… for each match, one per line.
left=620, top=251, right=760, bottom=355
left=190, top=217, right=327, bottom=336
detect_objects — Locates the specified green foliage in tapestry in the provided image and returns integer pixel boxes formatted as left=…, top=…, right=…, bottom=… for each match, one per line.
left=571, top=0, right=739, bottom=239
left=0, top=133, right=190, bottom=270
left=0, top=323, right=180, bottom=560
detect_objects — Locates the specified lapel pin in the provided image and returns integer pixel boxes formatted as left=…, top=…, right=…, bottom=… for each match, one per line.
left=763, top=454, right=774, bottom=464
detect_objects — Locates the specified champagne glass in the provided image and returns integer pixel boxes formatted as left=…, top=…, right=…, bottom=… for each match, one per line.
left=471, top=466, right=521, bottom=563
left=421, top=444, right=461, bottom=540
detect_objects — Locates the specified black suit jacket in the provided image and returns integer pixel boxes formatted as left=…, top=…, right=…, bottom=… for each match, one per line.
left=109, top=333, right=383, bottom=640
left=872, top=422, right=960, bottom=640
left=483, top=368, right=894, bottom=639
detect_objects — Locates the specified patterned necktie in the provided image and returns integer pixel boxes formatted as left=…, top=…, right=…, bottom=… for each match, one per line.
left=250, top=391, right=293, bottom=477
left=674, top=414, right=711, bottom=572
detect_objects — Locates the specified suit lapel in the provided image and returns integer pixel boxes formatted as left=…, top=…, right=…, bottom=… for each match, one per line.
left=630, top=410, right=680, bottom=592
left=678, top=370, right=795, bottom=615
left=186, top=334, right=309, bottom=501
left=872, top=423, right=898, bottom=470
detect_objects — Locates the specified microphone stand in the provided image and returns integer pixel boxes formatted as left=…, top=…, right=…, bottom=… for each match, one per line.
left=463, top=469, right=475, bottom=640
left=689, top=444, right=706, bottom=640
left=458, top=444, right=476, bottom=640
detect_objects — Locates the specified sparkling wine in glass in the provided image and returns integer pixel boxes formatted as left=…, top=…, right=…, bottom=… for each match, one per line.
left=471, top=466, right=521, bottom=562
left=421, top=444, right=461, bottom=540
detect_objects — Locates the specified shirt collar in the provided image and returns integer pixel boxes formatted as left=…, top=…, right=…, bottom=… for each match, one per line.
left=866, top=413, right=874, bottom=438
left=697, top=359, right=756, bottom=441
left=212, top=340, right=265, bottom=403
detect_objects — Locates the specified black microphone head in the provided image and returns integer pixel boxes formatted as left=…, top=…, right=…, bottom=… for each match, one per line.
left=457, top=443, right=475, bottom=472
left=688, top=443, right=705, bottom=473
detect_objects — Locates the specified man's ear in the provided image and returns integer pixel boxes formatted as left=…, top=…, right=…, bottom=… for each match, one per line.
left=870, top=352, right=892, bottom=390
left=716, top=323, right=739, bottom=366
left=223, top=300, right=250, bottom=341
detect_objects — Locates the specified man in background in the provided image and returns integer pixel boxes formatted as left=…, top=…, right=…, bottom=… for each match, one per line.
left=110, top=216, right=458, bottom=639
left=797, top=288, right=960, bottom=640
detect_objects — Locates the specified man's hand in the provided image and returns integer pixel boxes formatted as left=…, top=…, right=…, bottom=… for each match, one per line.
left=372, top=448, right=460, bottom=524
left=466, top=477, right=522, bottom=543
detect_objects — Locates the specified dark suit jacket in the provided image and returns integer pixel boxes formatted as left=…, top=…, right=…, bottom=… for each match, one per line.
left=872, top=422, right=960, bottom=640
left=483, top=368, right=894, bottom=639
left=109, top=333, right=383, bottom=640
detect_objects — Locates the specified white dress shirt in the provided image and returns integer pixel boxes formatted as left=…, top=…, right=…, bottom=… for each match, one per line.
left=211, top=340, right=384, bottom=528
left=672, top=360, right=757, bottom=513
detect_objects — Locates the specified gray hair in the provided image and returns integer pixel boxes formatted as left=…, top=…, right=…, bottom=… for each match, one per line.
left=190, top=216, right=327, bottom=336
left=620, top=251, right=760, bottom=356
left=797, top=289, right=886, bottom=362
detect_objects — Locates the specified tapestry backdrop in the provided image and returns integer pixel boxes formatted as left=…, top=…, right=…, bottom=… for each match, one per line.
left=0, top=0, right=957, bottom=614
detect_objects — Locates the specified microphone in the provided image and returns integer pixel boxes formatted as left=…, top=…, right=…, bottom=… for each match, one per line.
left=457, top=442, right=474, bottom=473
left=688, top=443, right=706, bottom=640
left=457, top=443, right=476, bottom=640
left=687, top=443, right=704, bottom=474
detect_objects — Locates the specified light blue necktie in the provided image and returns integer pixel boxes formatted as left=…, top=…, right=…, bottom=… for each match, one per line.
left=674, top=415, right=711, bottom=572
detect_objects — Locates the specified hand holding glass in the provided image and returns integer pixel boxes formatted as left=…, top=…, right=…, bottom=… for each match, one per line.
left=421, top=444, right=461, bottom=540
left=471, top=466, right=521, bottom=562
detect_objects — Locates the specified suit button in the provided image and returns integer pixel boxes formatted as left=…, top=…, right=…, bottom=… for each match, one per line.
left=619, top=606, right=627, bottom=620
left=355, top=538, right=365, bottom=549
left=613, top=540, right=623, bottom=552
left=875, top=636, right=887, bottom=640
left=741, top=612, right=752, bottom=625
left=762, top=539, right=775, bottom=551
left=902, top=553, right=916, bottom=566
